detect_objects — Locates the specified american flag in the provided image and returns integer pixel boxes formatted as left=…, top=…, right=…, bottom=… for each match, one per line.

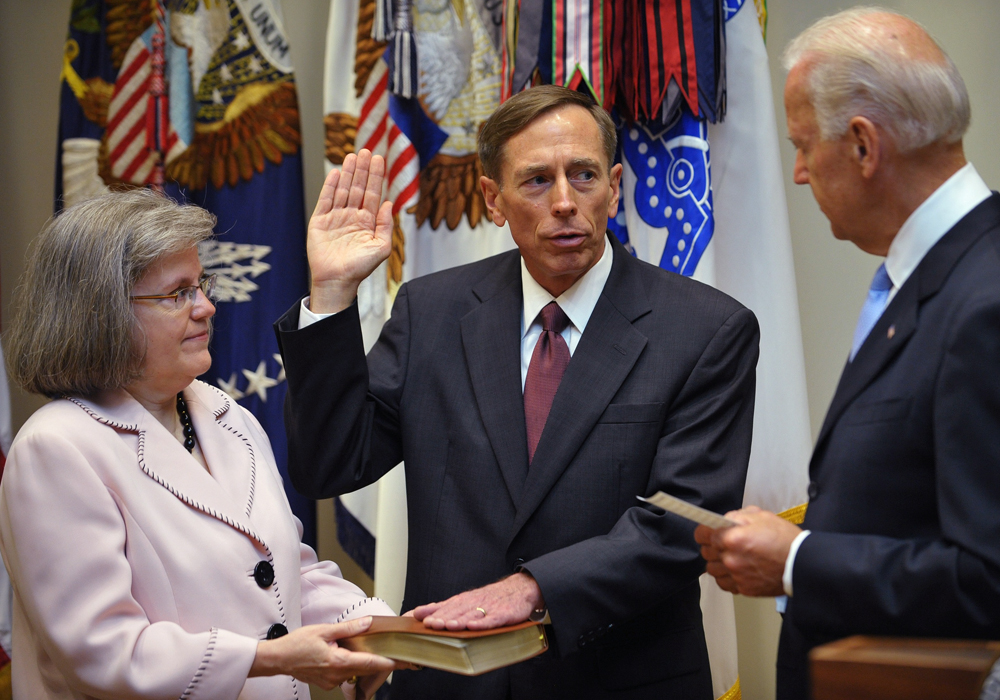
left=356, top=59, right=420, bottom=215
left=104, top=12, right=186, bottom=187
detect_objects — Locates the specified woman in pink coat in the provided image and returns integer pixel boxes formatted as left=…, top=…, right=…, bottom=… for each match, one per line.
left=0, top=190, right=402, bottom=699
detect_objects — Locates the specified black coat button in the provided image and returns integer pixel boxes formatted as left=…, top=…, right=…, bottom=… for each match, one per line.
left=266, top=623, right=288, bottom=640
left=807, top=482, right=819, bottom=500
left=513, top=557, right=525, bottom=571
left=254, top=561, right=275, bottom=588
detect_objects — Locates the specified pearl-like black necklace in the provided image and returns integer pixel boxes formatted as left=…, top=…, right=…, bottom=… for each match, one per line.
left=175, top=392, right=196, bottom=453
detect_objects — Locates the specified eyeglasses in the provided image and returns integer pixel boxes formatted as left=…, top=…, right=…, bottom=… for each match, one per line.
left=131, top=274, right=217, bottom=310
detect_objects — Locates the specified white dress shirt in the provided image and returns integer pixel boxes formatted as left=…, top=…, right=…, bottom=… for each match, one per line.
left=299, top=240, right=615, bottom=394
left=781, top=162, right=992, bottom=600
left=519, top=242, right=612, bottom=388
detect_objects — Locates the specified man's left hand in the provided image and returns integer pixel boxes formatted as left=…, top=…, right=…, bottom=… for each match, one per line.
left=694, top=506, right=801, bottom=597
left=412, top=572, right=544, bottom=631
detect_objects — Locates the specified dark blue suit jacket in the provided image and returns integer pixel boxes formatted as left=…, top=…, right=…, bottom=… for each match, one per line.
left=777, top=194, right=1000, bottom=699
left=276, top=235, right=759, bottom=699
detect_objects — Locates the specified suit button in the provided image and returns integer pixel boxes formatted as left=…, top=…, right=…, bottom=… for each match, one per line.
left=254, top=561, right=275, bottom=588
left=578, top=634, right=588, bottom=648
left=807, top=482, right=819, bottom=500
left=266, top=623, right=288, bottom=640
left=513, top=558, right=525, bottom=571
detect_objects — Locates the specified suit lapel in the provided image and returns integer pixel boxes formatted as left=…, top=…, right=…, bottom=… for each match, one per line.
left=73, top=386, right=267, bottom=549
left=814, top=283, right=917, bottom=451
left=814, top=193, right=1000, bottom=455
left=461, top=251, right=530, bottom=503
left=185, top=383, right=260, bottom=525
left=510, top=238, right=651, bottom=538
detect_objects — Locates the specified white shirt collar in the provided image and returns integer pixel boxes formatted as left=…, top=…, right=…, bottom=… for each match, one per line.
left=885, top=162, right=991, bottom=291
left=520, top=237, right=614, bottom=338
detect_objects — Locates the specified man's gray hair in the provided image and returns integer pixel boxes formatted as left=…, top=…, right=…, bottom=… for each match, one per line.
left=4, top=189, right=215, bottom=398
left=782, top=6, right=970, bottom=152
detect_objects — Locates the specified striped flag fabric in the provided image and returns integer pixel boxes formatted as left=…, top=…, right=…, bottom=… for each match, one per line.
left=553, top=0, right=604, bottom=100
left=103, top=14, right=188, bottom=188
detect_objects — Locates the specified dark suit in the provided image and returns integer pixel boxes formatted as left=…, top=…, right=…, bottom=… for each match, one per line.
left=777, top=194, right=1000, bottom=699
left=276, top=234, right=759, bottom=699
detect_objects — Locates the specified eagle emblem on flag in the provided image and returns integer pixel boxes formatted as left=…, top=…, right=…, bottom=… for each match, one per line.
left=60, top=0, right=301, bottom=200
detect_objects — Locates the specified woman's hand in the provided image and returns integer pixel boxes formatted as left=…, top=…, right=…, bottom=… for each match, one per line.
left=249, top=616, right=398, bottom=691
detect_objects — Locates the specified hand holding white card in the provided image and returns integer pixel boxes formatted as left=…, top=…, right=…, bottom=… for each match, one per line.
left=638, top=491, right=737, bottom=529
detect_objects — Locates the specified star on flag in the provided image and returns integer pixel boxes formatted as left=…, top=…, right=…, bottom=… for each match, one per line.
left=242, top=360, right=279, bottom=402
left=217, top=372, right=245, bottom=401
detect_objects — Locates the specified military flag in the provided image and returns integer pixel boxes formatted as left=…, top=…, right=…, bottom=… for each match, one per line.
left=57, top=0, right=315, bottom=544
left=615, top=1, right=810, bottom=696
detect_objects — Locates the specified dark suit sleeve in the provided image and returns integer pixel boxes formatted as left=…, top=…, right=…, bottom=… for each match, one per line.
left=274, top=290, right=410, bottom=499
left=523, top=305, right=759, bottom=654
left=791, top=294, right=1000, bottom=640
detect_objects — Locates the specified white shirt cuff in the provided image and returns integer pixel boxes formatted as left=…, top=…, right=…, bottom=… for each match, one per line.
left=298, top=296, right=337, bottom=329
left=782, top=530, right=811, bottom=596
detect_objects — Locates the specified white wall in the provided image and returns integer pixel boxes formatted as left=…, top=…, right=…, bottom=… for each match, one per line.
left=2, top=2, right=998, bottom=698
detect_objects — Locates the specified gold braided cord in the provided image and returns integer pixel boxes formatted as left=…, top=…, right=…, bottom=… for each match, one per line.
left=778, top=503, right=807, bottom=525
left=388, top=213, right=406, bottom=288
left=754, top=0, right=768, bottom=40
left=717, top=676, right=741, bottom=700
left=355, top=0, right=387, bottom=98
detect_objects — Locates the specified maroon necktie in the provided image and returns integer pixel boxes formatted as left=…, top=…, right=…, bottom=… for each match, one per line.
left=524, top=302, right=571, bottom=463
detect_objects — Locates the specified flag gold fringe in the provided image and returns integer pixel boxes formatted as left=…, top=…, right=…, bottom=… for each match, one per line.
left=718, top=676, right=741, bottom=700
left=753, top=0, right=767, bottom=40
left=778, top=503, right=807, bottom=525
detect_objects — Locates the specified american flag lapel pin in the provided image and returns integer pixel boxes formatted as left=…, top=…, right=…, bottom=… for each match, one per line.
left=887, top=325, right=896, bottom=340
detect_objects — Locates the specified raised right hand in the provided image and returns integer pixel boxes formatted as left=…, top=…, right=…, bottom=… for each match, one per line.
left=249, top=616, right=399, bottom=691
left=307, top=149, right=394, bottom=314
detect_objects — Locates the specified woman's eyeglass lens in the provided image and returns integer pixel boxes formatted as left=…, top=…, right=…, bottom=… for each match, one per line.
left=131, top=274, right=218, bottom=310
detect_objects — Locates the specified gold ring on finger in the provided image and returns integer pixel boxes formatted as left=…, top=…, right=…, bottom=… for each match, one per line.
left=476, top=607, right=487, bottom=617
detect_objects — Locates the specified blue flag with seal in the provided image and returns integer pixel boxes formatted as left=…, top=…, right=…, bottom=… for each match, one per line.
left=56, top=0, right=314, bottom=546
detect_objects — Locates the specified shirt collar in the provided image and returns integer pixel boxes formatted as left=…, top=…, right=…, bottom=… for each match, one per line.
left=521, top=237, right=614, bottom=337
left=885, top=162, right=991, bottom=290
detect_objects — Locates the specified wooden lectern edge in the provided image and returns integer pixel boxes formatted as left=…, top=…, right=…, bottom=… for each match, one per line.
left=810, top=636, right=1000, bottom=700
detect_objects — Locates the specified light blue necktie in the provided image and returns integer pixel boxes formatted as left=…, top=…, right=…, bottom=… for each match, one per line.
left=850, top=264, right=893, bottom=361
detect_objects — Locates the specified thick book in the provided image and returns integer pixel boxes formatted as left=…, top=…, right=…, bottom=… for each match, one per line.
left=340, top=617, right=549, bottom=676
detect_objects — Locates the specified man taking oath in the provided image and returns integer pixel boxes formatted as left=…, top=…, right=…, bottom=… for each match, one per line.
left=276, top=85, right=759, bottom=699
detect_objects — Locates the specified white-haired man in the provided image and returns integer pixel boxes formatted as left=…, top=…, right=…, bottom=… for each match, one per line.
left=696, top=8, right=1000, bottom=699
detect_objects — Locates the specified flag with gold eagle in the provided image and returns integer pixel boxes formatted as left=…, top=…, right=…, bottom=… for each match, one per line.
left=57, top=0, right=315, bottom=545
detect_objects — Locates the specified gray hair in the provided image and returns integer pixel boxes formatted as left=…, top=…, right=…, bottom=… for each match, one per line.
left=782, top=6, right=970, bottom=152
left=4, top=189, right=215, bottom=398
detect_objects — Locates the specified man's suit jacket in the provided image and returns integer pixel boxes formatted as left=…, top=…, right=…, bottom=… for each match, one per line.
left=0, top=381, right=390, bottom=700
left=777, top=194, right=1000, bottom=699
left=276, top=234, right=760, bottom=699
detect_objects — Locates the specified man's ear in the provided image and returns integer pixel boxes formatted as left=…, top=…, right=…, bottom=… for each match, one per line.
left=480, top=175, right=507, bottom=227
left=607, top=163, right=623, bottom=219
left=848, top=116, right=881, bottom=178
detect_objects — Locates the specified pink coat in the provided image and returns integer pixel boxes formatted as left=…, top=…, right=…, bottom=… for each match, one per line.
left=0, top=380, right=392, bottom=699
